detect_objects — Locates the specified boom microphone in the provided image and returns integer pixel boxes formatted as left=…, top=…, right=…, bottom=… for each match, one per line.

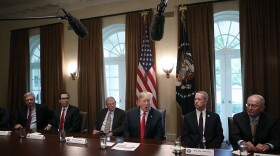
left=150, top=0, right=168, bottom=41
left=150, top=13, right=165, bottom=41
left=62, top=9, right=88, bottom=38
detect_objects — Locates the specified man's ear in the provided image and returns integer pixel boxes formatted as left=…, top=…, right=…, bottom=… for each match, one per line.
left=261, top=105, right=265, bottom=111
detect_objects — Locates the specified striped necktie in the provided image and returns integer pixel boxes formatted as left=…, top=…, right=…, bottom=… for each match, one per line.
left=103, top=111, right=112, bottom=134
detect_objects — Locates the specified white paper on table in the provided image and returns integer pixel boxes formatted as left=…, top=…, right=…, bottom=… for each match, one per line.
left=111, top=142, right=140, bottom=151
left=26, top=133, right=45, bottom=140
left=0, top=131, right=11, bottom=136
left=254, top=153, right=280, bottom=156
left=106, top=142, right=115, bottom=146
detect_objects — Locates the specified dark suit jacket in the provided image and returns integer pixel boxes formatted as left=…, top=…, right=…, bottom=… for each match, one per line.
left=53, top=104, right=81, bottom=132
left=181, top=110, right=224, bottom=147
left=0, top=107, right=10, bottom=128
left=93, top=108, right=126, bottom=136
left=125, top=107, right=164, bottom=140
left=232, top=111, right=280, bottom=150
left=16, top=104, right=52, bottom=130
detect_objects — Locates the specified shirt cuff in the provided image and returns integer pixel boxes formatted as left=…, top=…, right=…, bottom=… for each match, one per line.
left=238, top=140, right=244, bottom=146
left=265, top=143, right=274, bottom=150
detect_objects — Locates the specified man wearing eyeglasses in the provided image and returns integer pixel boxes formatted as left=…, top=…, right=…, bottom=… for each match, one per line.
left=231, top=94, right=280, bottom=152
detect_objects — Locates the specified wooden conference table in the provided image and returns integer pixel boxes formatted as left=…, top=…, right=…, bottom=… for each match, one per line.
left=0, top=130, right=276, bottom=156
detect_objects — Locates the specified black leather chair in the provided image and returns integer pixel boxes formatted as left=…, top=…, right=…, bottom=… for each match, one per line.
left=228, top=117, right=233, bottom=144
left=158, top=109, right=166, bottom=140
left=80, top=111, right=88, bottom=133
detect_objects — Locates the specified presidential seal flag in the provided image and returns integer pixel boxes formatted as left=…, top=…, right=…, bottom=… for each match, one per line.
left=176, top=8, right=196, bottom=115
left=136, top=24, right=157, bottom=108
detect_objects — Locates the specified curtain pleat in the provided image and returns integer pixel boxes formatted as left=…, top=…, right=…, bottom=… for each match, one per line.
left=7, top=29, right=30, bottom=123
left=78, top=18, right=104, bottom=132
left=240, top=0, right=280, bottom=118
left=40, top=23, right=65, bottom=110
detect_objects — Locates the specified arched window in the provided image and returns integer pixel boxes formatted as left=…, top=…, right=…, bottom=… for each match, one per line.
left=214, top=11, right=242, bottom=141
left=29, top=34, right=41, bottom=103
left=103, top=24, right=126, bottom=110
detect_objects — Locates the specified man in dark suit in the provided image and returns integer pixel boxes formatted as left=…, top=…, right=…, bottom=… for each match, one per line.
left=181, top=91, right=224, bottom=148
left=14, top=92, right=53, bottom=130
left=92, top=97, right=126, bottom=136
left=232, top=94, right=280, bottom=152
left=125, top=91, right=164, bottom=140
left=51, top=92, right=81, bottom=132
left=0, top=107, right=10, bottom=128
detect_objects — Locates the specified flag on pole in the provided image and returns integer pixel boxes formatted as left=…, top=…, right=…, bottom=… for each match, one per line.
left=136, top=24, right=157, bottom=108
left=176, top=8, right=196, bottom=115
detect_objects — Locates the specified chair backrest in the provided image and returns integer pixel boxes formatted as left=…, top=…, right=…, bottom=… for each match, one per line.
left=228, top=117, right=233, bottom=143
left=158, top=109, right=166, bottom=139
left=80, top=111, right=88, bottom=133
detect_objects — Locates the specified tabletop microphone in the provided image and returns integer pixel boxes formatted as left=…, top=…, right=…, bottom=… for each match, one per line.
left=150, top=0, right=168, bottom=41
left=62, top=8, right=89, bottom=38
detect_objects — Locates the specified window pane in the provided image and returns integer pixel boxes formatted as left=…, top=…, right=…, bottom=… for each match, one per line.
left=103, top=24, right=126, bottom=110
left=214, top=11, right=241, bottom=142
left=108, top=78, right=119, bottom=90
left=29, top=34, right=41, bottom=104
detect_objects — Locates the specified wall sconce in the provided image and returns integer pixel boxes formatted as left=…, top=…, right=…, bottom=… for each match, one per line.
left=70, top=71, right=77, bottom=80
left=162, top=63, right=174, bottom=78
left=68, top=62, right=78, bottom=80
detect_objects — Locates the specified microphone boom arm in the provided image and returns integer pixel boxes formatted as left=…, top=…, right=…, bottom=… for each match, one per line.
left=157, top=0, right=168, bottom=15
left=0, top=16, right=65, bottom=21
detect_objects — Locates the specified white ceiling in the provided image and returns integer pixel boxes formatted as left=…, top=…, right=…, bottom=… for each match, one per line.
left=0, top=0, right=125, bottom=18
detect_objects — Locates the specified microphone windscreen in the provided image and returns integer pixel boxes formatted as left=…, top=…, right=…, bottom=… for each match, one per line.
left=67, top=16, right=89, bottom=38
left=150, top=13, right=165, bottom=41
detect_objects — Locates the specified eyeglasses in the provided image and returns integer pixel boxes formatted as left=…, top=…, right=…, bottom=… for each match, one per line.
left=246, top=103, right=259, bottom=108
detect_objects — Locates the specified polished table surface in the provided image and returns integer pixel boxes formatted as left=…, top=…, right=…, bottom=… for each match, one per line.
left=0, top=130, right=277, bottom=156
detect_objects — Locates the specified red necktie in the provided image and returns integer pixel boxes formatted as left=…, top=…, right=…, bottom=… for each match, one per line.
left=26, top=108, right=32, bottom=129
left=199, top=112, right=203, bottom=143
left=140, top=112, right=146, bottom=139
left=59, top=109, right=66, bottom=131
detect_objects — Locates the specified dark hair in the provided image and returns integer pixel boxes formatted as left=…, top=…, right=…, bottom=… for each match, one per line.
left=58, top=91, right=70, bottom=99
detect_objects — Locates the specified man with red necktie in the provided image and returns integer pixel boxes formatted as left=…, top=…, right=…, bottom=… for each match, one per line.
left=125, top=91, right=164, bottom=140
left=14, top=92, right=53, bottom=130
left=50, top=92, right=81, bottom=132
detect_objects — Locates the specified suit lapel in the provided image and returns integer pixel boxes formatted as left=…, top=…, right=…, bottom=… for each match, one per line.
left=112, top=108, right=117, bottom=129
left=136, top=108, right=141, bottom=137
left=64, top=105, right=72, bottom=125
left=191, top=111, right=200, bottom=132
left=145, top=108, right=153, bottom=132
left=254, top=113, right=264, bottom=143
left=243, top=113, right=253, bottom=140
left=204, top=110, right=210, bottom=133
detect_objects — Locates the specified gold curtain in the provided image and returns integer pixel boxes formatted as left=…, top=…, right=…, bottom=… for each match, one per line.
left=240, top=0, right=280, bottom=118
left=40, top=23, right=65, bottom=109
left=78, top=18, right=104, bottom=131
left=125, top=10, right=155, bottom=110
left=7, top=29, right=30, bottom=121
left=179, top=4, right=215, bottom=110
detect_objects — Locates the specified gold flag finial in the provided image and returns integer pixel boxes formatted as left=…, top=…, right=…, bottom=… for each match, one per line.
left=141, top=11, right=148, bottom=23
left=179, top=5, right=187, bottom=13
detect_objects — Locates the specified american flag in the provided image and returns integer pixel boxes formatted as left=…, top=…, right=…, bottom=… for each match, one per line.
left=136, top=25, right=157, bottom=108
